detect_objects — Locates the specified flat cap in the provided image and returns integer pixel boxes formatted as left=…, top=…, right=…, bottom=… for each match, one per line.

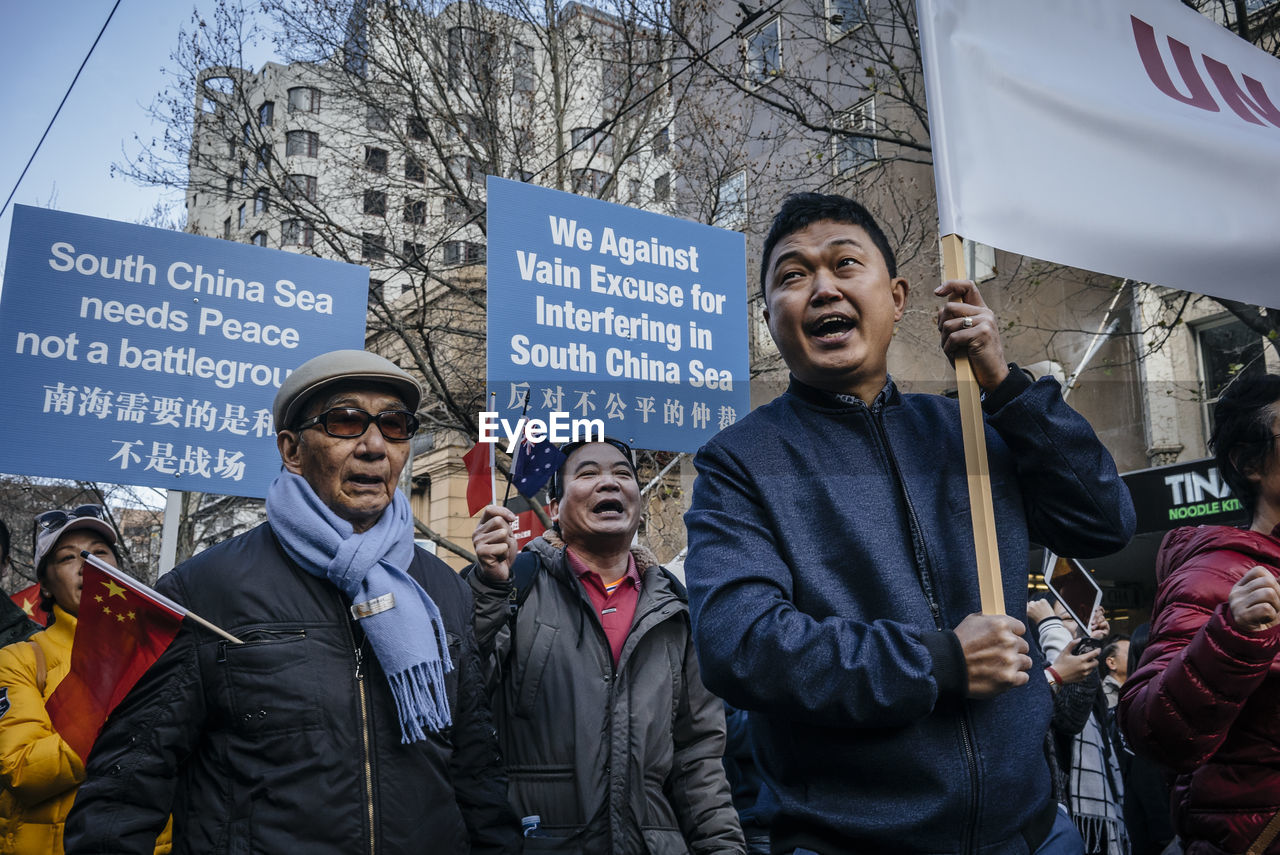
left=273, top=349, right=422, bottom=431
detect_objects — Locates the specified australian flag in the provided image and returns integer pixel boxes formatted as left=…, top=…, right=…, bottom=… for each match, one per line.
left=511, top=437, right=566, bottom=498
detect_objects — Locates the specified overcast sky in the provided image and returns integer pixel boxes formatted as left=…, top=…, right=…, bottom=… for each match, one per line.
left=0, top=0, right=278, bottom=284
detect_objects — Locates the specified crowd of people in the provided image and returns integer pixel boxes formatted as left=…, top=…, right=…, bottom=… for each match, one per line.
left=0, top=192, right=1275, bottom=854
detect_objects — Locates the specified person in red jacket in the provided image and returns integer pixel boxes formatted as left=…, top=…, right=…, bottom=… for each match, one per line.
left=1120, top=373, right=1280, bottom=855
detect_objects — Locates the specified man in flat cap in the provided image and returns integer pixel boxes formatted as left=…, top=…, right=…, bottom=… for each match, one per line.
left=66, top=350, right=520, bottom=854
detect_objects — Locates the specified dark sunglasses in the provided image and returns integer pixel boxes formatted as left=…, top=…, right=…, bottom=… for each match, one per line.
left=296, top=407, right=419, bottom=441
left=34, top=504, right=106, bottom=549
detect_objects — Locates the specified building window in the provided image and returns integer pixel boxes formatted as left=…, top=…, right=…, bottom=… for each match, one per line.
left=403, top=241, right=427, bottom=263
left=444, top=240, right=486, bottom=266
left=654, top=173, right=670, bottom=203
left=652, top=127, right=670, bottom=157
left=362, top=232, right=387, bottom=261
left=365, top=147, right=387, bottom=172
left=227, top=138, right=236, bottom=157
left=833, top=98, right=876, bottom=174
left=571, top=127, right=613, bottom=156
left=714, top=170, right=747, bottom=230
left=512, top=41, right=535, bottom=93
left=369, top=278, right=386, bottom=302
left=237, top=204, right=246, bottom=229
left=363, top=190, right=387, bottom=216
left=282, top=218, right=314, bottom=246
left=1197, top=316, right=1268, bottom=433
left=407, top=117, right=429, bottom=141
left=826, top=0, right=866, bottom=38
left=284, top=174, right=317, bottom=202
left=287, top=86, right=321, bottom=113
left=448, top=27, right=494, bottom=90
left=286, top=130, right=319, bottom=157
left=256, top=144, right=271, bottom=172
left=405, top=155, right=425, bottom=183
left=571, top=168, right=611, bottom=197
left=250, top=231, right=268, bottom=247
left=258, top=101, right=275, bottom=126
left=242, top=121, right=253, bottom=146
left=225, top=177, right=234, bottom=201
left=444, top=197, right=469, bottom=225
left=223, top=217, right=231, bottom=239
left=744, top=17, right=782, bottom=86
left=366, top=105, right=390, bottom=131
left=240, top=162, right=249, bottom=186
left=254, top=187, right=269, bottom=215
left=448, top=155, right=489, bottom=184
left=404, top=198, right=427, bottom=225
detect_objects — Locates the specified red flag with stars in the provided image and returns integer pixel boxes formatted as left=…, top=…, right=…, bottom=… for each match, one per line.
left=46, top=556, right=186, bottom=761
left=10, top=583, right=48, bottom=627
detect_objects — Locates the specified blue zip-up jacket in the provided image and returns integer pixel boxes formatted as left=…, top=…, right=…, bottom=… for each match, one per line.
left=684, top=373, right=1135, bottom=855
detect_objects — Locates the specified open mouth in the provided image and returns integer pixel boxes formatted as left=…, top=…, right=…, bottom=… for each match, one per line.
left=348, top=473, right=383, bottom=488
left=808, top=313, right=856, bottom=340
left=592, top=499, right=625, bottom=515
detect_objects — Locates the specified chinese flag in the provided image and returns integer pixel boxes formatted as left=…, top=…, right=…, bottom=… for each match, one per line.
left=463, top=442, right=494, bottom=517
left=10, top=583, right=48, bottom=627
left=46, top=558, right=185, bottom=762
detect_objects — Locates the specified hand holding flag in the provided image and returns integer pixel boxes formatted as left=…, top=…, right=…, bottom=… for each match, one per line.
left=45, top=553, right=238, bottom=761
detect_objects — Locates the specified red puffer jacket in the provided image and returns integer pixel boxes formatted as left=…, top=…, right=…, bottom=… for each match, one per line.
left=1119, top=524, right=1280, bottom=855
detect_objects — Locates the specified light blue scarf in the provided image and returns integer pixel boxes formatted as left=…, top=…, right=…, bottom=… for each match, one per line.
left=266, top=470, right=452, bottom=742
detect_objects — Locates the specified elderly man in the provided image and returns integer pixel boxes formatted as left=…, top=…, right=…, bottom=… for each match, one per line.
left=684, top=193, right=1135, bottom=855
left=66, top=350, right=520, bottom=854
left=469, top=437, right=745, bottom=854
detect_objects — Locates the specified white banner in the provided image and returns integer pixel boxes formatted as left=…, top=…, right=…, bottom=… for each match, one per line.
left=918, top=0, right=1280, bottom=308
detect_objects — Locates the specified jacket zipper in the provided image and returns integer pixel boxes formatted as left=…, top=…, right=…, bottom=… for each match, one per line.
left=869, top=403, right=981, bottom=855
left=340, top=597, right=376, bottom=855
left=355, top=644, right=375, bottom=855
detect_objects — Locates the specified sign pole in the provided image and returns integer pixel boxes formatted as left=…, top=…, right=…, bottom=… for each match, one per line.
left=941, top=234, right=1004, bottom=615
left=158, top=489, right=182, bottom=576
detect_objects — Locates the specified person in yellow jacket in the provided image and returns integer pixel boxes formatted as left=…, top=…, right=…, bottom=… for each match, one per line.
left=0, top=505, right=169, bottom=855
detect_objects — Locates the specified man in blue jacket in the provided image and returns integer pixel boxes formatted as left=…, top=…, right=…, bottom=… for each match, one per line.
left=683, top=193, right=1135, bottom=855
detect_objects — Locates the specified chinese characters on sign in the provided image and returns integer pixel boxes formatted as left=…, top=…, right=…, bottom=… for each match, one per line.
left=0, top=206, right=368, bottom=497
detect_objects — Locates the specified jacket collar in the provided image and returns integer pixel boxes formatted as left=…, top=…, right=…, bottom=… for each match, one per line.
left=528, top=531, right=683, bottom=605
left=46, top=605, right=77, bottom=647
left=785, top=373, right=900, bottom=411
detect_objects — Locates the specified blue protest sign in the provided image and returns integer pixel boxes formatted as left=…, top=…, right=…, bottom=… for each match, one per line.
left=0, top=206, right=368, bottom=498
left=486, top=178, right=748, bottom=452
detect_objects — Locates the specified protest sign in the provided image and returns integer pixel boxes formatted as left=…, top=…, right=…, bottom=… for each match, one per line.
left=486, top=178, right=748, bottom=452
left=0, top=206, right=368, bottom=497
left=919, top=0, right=1280, bottom=306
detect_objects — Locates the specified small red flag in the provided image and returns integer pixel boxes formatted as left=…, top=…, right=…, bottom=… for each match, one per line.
left=10, top=583, right=48, bottom=627
left=512, top=508, right=549, bottom=550
left=46, top=559, right=186, bottom=761
left=463, top=442, right=495, bottom=517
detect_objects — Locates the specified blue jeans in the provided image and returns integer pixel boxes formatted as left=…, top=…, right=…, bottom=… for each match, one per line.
left=1035, top=805, right=1086, bottom=855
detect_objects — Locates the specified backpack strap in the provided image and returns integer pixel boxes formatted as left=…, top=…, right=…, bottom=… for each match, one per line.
left=508, top=551, right=543, bottom=614
left=27, top=640, right=46, bottom=697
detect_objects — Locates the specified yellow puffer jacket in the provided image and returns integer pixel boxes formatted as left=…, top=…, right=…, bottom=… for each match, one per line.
left=0, top=607, right=171, bottom=854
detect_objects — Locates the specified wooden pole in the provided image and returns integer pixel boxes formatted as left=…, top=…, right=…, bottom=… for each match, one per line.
left=941, top=234, right=1005, bottom=616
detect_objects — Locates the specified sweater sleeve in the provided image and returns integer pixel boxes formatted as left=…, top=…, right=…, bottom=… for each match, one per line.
left=0, top=638, right=85, bottom=805
left=985, top=377, right=1136, bottom=558
left=684, top=438, right=964, bottom=728
left=1119, top=558, right=1280, bottom=772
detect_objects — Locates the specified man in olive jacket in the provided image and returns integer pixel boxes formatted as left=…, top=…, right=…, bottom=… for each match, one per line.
left=471, top=438, right=745, bottom=855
